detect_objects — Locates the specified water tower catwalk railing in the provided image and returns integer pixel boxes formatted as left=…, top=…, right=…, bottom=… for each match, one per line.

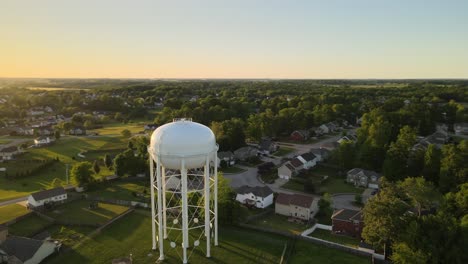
left=149, top=149, right=219, bottom=263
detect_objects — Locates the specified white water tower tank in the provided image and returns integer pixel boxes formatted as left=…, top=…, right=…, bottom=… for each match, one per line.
left=149, top=118, right=217, bottom=169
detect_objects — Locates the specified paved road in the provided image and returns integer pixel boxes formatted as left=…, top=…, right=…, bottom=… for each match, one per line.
left=223, top=165, right=263, bottom=188
left=0, top=138, right=31, bottom=149
left=0, top=196, right=28, bottom=207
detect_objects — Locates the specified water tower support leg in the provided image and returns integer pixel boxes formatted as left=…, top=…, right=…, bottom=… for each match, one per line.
left=205, top=157, right=211, bottom=257
left=162, top=167, right=167, bottom=239
left=181, top=160, right=188, bottom=264
left=214, top=155, right=219, bottom=246
left=156, top=158, right=165, bottom=260
left=149, top=158, right=156, bottom=250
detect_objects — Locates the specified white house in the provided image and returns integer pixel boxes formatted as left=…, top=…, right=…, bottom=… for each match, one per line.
left=235, top=185, right=274, bottom=209
left=27, top=187, right=67, bottom=208
left=337, top=134, right=357, bottom=144
left=346, top=168, right=381, bottom=189
left=0, top=226, right=59, bottom=264
left=277, top=163, right=296, bottom=180
left=217, top=151, right=235, bottom=167
left=34, top=136, right=53, bottom=146
left=297, top=152, right=317, bottom=169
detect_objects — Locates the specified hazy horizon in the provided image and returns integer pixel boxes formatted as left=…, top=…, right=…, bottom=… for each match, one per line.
left=1, top=0, right=468, bottom=79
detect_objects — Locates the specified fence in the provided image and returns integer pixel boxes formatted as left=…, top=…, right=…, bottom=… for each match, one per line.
left=3, top=211, right=34, bottom=226
left=87, top=196, right=149, bottom=208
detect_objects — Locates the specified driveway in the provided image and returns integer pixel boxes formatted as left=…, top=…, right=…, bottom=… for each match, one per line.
left=0, top=196, right=28, bottom=207
left=331, top=194, right=361, bottom=210
left=223, top=165, right=263, bottom=188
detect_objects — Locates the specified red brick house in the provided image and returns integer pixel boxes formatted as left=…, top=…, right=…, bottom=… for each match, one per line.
left=290, top=130, right=310, bottom=141
left=331, top=209, right=363, bottom=238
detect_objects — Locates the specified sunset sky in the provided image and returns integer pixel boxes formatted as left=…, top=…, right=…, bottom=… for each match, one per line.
left=1, top=0, right=467, bottom=79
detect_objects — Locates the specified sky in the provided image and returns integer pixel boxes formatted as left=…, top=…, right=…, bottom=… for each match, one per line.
left=1, top=0, right=467, bottom=79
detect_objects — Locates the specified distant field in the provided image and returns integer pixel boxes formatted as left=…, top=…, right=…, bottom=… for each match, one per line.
left=89, top=122, right=145, bottom=136
left=86, top=181, right=150, bottom=202
left=27, top=87, right=89, bottom=91
left=0, top=204, right=30, bottom=224
left=46, top=211, right=369, bottom=264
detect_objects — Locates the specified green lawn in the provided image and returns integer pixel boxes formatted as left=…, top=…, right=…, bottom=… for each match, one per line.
left=289, top=240, right=369, bottom=264
left=89, top=122, right=145, bottom=136
left=249, top=212, right=310, bottom=235
left=220, top=166, right=246, bottom=174
left=0, top=136, right=127, bottom=202
left=0, top=138, right=11, bottom=144
left=0, top=204, right=30, bottom=224
left=47, top=225, right=94, bottom=247
left=273, top=146, right=295, bottom=156
left=8, top=214, right=53, bottom=237
left=46, top=210, right=370, bottom=264
left=281, top=165, right=363, bottom=195
left=308, top=229, right=360, bottom=248
left=45, top=200, right=129, bottom=225
left=86, top=181, right=150, bottom=202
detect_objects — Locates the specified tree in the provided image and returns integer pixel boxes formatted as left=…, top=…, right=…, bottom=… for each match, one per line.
left=121, top=129, right=131, bottom=138
left=399, top=177, right=438, bottom=216
left=103, top=154, right=112, bottom=168
left=362, top=182, right=410, bottom=256
left=334, top=140, right=355, bottom=169
left=383, top=126, right=416, bottom=181
left=127, top=141, right=134, bottom=150
left=423, top=144, right=441, bottom=184
left=93, top=160, right=101, bottom=174
left=70, top=162, right=93, bottom=186
left=54, top=130, right=61, bottom=140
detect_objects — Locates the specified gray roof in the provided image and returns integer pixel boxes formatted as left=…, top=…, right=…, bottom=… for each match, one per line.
left=236, top=185, right=273, bottom=198
left=347, top=168, right=379, bottom=178
left=259, top=138, right=275, bottom=151
left=0, top=236, right=43, bottom=262
left=30, top=187, right=66, bottom=201
left=309, top=148, right=331, bottom=157
left=218, top=151, right=234, bottom=159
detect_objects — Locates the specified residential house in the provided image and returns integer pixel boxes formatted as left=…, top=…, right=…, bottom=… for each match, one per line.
left=290, top=130, right=310, bottom=141
left=0, top=226, right=59, bottom=264
left=34, top=136, right=53, bottom=147
left=27, top=187, right=67, bottom=209
left=277, top=163, right=296, bottom=180
left=275, top=193, right=318, bottom=221
left=235, top=185, right=274, bottom=209
left=0, top=146, right=21, bottom=161
left=318, top=121, right=340, bottom=134
left=412, top=131, right=448, bottom=151
left=297, top=152, right=317, bottom=169
left=331, top=209, right=364, bottom=237
left=69, top=127, right=86, bottom=136
left=337, top=134, right=357, bottom=144
left=233, top=146, right=258, bottom=161
left=144, top=124, right=158, bottom=131
left=435, top=123, right=448, bottom=133
left=309, top=148, right=331, bottom=162
left=346, top=168, right=381, bottom=189
left=454, top=123, right=468, bottom=135
left=258, top=138, right=278, bottom=155
left=217, top=151, right=235, bottom=167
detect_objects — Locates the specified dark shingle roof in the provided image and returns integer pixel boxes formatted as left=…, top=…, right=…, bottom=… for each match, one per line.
left=276, top=193, right=314, bottom=208
left=30, top=187, right=66, bottom=201
left=236, top=186, right=273, bottom=198
left=285, top=163, right=295, bottom=171
left=0, top=236, right=44, bottom=262
left=331, top=209, right=362, bottom=222
left=0, top=146, right=18, bottom=153
left=290, top=158, right=303, bottom=168
left=300, top=152, right=317, bottom=162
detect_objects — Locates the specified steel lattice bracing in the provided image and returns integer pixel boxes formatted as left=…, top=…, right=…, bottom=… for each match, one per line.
left=149, top=149, right=218, bottom=264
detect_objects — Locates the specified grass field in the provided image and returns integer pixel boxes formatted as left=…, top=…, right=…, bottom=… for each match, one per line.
left=282, top=165, right=362, bottom=195
left=8, top=214, right=53, bottom=237
left=289, top=240, right=368, bottom=263
left=47, top=225, right=94, bottom=247
left=89, top=122, right=145, bottom=136
left=86, top=181, right=150, bottom=202
left=0, top=204, right=30, bottom=224
left=45, top=200, right=129, bottom=225
left=46, top=211, right=369, bottom=264
left=249, top=212, right=309, bottom=235
left=0, top=135, right=128, bottom=202
left=308, top=229, right=360, bottom=248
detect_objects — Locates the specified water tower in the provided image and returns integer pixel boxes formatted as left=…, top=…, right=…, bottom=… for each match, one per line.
left=148, top=118, right=219, bottom=263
